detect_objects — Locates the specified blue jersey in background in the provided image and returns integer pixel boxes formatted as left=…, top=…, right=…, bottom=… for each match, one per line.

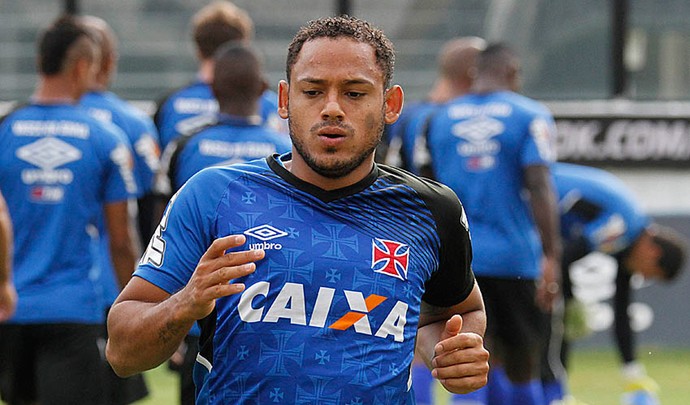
left=424, top=90, right=556, bottom=279
left=153, top=80, right=286, bottom=149
left=0, top=102, right=137, bottom=324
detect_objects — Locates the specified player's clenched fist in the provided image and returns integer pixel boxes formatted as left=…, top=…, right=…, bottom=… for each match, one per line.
left=431, top=315, right=490, bottom=394
left=176, top=235, right=264, bottom=321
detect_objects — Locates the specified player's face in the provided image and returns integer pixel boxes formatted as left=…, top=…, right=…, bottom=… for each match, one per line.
left=279, top=37, right=402, bottom=188
left=626, top=235, right=665, bottom=280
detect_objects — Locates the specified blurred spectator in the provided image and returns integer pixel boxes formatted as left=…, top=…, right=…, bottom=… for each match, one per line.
left=0, top=15, right=137, bottom=405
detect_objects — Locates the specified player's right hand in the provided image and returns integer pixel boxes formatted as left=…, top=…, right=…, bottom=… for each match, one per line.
left=176, top=234, right=264, bottom=321
left=0, top=280, right=17, bottom=322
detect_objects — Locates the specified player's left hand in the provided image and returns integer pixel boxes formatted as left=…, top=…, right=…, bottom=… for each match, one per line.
left=430, top=314, right=489, bottom=394
left=536, top=254, right=561, bottom=312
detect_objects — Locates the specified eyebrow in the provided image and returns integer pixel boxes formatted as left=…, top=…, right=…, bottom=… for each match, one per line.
left=297, top=77, right=376, bottom=87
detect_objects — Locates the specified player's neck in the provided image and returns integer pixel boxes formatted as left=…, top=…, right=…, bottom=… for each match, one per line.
left=197, top=60, right=214, bottom=84
left=286, top=153, right=375, bottom=191
left=32, top=76, right=82, bottom=104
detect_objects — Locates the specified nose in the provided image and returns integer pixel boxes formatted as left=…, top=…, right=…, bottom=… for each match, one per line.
left=321, top=92, right=344, bottom=121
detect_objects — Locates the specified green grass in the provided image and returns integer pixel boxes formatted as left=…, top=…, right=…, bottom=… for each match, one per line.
left=3, top=347, right=688, bottom=404
left=567, top=347, right=690, bottom=405
left=133, top=347, right=690, bottom=404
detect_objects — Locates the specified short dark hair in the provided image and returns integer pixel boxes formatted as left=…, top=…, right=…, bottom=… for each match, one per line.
left=650, top=224, right=688, bottom=281
left=286, top=15, right=395, bottom=88
left=37, top=15, right=97, bottom=75
left=212, top=41, right=263, bottom=105
left=192, top=1, right=254, bottom=59
left=476, top=42, right=518, bottom=76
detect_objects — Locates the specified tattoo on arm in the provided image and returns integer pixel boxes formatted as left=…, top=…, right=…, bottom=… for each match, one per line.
left=158, top=321, right=184, bottom=344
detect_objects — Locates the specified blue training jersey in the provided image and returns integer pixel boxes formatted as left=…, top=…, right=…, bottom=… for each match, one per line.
left=384, top=100, right=438, bottom=174
left=159, top=114, right=291, bottom=192
left=157, top=114, right=291, bottom=338
left=136, top=154, right=474, bottom=404
left=153, top=80, right=286, bottom=149
left=553, top=162, right=649, bottom=254
left=0, top=102, right=137, bottom=324
left=424, top=90, right=556, bottom=279
left=81, top=90, right=162, bottom=308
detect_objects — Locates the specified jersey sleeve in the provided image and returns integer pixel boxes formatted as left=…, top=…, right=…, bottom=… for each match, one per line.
left=129, top=113, right=161, bottom=194
left=96, top=122, right=139, bottom=202
left=520, top=109, right=557, bottom=168
left=418, top=179, right=475, bottom=307
left=135, top=168, right=226, bottom=294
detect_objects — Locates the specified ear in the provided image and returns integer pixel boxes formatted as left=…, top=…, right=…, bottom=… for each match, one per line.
left=383, top=85, right=404, bottom=125
left=278, top=80, right=289, bottom=119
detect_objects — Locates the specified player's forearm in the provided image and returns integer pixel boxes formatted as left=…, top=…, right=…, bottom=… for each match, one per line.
left=106, top=294, right=195, bottom=377
left=416, top=308, right=486, bottom=369
left=525, top=166, right=562, bottom=260
left=416, top=283, right=486, bottom=368
left=105, top=200, right=137, bottom=289
left=0, top=200, right=13, bottom=284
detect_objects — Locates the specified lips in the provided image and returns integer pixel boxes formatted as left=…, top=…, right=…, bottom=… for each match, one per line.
left=316, top=126, right=348, bottom=147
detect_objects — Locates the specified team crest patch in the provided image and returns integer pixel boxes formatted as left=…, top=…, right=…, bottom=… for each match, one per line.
left=371, top=238, right=410, bottom=281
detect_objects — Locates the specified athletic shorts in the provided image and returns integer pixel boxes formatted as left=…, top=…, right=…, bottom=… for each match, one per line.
left=0, top=323, right=107, bottom=405
left=475, top=276, right=548, bottom=350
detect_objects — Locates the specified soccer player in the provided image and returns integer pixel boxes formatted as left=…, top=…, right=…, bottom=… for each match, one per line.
left=0, top=191, right=15, bottom=323
left=78, top=15, right=158, bottom=405
left=380, top=36, right=486, bottom=174
left=542, top=162, right=687, bottom=405
left=394, top=36, right=487, bottom=405
left=157, top=41, right=291, bottom=405
left=106, top=16, right=489, bottom=404
left=153, top=0, right=286, bottom=150
left=80, top=15, right=162, bottom=248
left=0, top=15, right=137, bottom=405
left=421, top=43, right=562, bottom=405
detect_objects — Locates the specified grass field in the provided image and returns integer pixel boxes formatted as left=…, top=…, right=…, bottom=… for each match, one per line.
left=2, top=347, right=686, bottom=404
left=130, top=346, right=690, bottom=405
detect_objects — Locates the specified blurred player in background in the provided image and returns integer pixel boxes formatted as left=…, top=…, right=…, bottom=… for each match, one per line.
left=79, top=15, right=160, bottom=405
left=106, top=15, right=489, bottom=404
left=0, top=191, right=15, bottom=323
left=397, top=36, right=486, bottom=405
left=421, top=43, right=562, bottom=405
left=0, top=15, right=137, bottom=405
left=156, top=40, right=290, bottom=405
left=80, top=15, right=161, bottom=248
left=542, top=162, right=687, bottom=405
left=379, top=36, right=485, bottom=175
left=153, top=0, right=286, bottom=150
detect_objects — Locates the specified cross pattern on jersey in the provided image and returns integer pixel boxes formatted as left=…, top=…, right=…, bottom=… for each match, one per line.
left=136, top=154, right=474, bottom=404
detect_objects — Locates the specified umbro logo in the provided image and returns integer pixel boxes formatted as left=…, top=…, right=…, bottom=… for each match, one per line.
left=16, top=138, right=82, bottom=170
left=244, top=224, right=288, bottom=250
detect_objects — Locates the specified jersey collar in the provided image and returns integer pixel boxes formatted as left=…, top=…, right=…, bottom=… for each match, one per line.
left=267, top=153, right=379, bottom=203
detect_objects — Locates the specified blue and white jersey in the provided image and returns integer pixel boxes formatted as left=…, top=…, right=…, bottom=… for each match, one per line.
left=553, top=163, right=648, bottom=254
left=384, top=100, right=438, bottom=174
left=0, top=102, right=136, bottom=324
left=136, top=154, right=474, bottom=404
left=424, top=90, right=556, bottom=279
left=81, top=90, right=162, bottom=308
left=153, top=80, right=286, bottom=149
left=82, top=90, right=161, bottom=195
left=160, top=114, right=291, bottom=193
